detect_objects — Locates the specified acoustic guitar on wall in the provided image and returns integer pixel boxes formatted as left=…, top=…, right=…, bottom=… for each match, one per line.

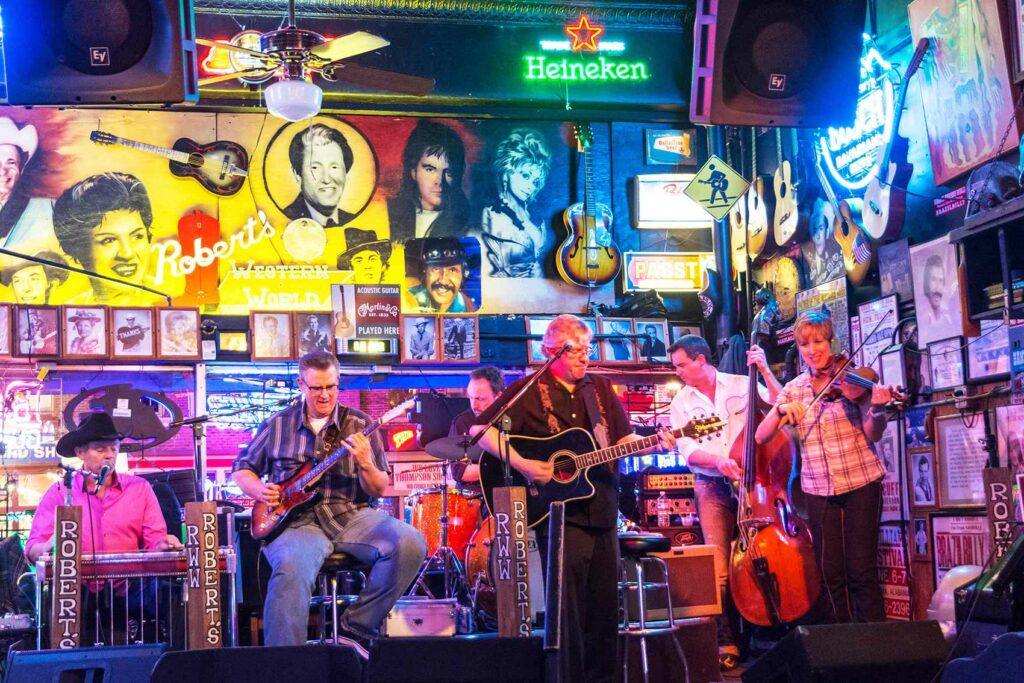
left=745, top=129, right=776, bottom=262
left=772, top=129, right=810, bottom=248
left=557, top=123, right=622, bottom=288
left=90, top=131, right=249, bottom=196
left=814, top=146, right=874, bottom=286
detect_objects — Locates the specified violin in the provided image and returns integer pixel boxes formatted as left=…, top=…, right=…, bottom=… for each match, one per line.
left=820, top=354, right=905, bottom=405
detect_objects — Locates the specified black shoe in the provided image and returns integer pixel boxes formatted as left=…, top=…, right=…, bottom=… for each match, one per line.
left=334, top=626, right=372, bottom=659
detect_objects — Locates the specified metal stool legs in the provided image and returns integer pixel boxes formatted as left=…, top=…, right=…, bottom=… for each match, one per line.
left=620, top=556, right=689, bottom=683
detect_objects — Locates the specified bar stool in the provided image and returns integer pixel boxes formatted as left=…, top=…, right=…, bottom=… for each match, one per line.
left=310, top=551, right=366, bottom=643
left=618, top=533, right=689, bottom=683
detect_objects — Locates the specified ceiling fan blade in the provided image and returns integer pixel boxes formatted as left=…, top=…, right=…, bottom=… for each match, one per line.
left=196, top=37, right=274, bottom=62
left=321, top=62, right=435, bottom=96
left=310, top=31, right=390, bottom=63
left=199, top=68, right=276, bottom=87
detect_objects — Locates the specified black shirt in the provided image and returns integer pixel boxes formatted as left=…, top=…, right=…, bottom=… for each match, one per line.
left=475, top=370, right=631, bottom=529
left=448, top=408, right=481, bottom=494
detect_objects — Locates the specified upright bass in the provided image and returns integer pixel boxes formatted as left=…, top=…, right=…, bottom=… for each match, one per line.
left=728, top=315, right=820, bottom=626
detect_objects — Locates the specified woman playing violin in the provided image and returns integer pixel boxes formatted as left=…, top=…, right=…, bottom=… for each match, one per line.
left=755, top=310, right=893, bottom=623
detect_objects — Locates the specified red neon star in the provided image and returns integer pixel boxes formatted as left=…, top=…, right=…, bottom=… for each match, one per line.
left=566, top=15, right=604, bottom=52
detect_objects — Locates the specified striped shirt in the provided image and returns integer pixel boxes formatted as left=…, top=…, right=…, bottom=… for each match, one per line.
left=777, top=372, right=885, bottom=496
left=232, top=400, right=388, bottom=536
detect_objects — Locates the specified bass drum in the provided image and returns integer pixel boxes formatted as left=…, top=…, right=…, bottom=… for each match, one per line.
left=464, top=516, right=496, bottom=618
left=408, top=488, right=481, bottom=561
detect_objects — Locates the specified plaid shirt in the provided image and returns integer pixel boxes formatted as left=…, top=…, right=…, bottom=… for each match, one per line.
left=777, top=372, right=885, bottom=496
left=232, top=400, right=389, bottom=536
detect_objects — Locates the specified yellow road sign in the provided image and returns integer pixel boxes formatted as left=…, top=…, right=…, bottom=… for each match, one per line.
left=684, top=154, right=749, bottom=221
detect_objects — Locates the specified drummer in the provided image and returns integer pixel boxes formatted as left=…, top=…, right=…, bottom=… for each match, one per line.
left=448, top=366, right=505, bottom=493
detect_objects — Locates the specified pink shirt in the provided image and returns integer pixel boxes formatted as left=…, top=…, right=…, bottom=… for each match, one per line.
left=26, top=472, right=169, bottom=561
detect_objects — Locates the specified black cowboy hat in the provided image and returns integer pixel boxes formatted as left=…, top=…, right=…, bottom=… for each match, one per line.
left=55, top=412, right=125, bottom=458
left=419, top=236, right=466, bottom=267
left=336, top=228, right=392, bottom=269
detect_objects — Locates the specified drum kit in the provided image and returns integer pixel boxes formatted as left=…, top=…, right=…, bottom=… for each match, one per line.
left=405, top=434, right=495, bottom=617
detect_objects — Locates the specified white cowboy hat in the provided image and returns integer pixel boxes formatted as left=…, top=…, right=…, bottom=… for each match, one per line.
left=0, top=118, right=37, bottom=162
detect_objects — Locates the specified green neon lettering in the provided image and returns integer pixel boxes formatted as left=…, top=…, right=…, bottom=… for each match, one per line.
left=521, top=54, right=650, bottom=82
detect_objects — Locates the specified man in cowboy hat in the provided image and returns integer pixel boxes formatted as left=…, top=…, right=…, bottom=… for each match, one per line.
left=336, top=227, right=392, bottom=284
left=0, top=251, right=69, bottom=304
left=25, top=412, right=181, bottom=563
left=408, top=317, right=435, bottom=359
left=68, top=308, right=104, bottom=355
left=0, top=117, right=57, bottom=261
left=406, top=236, right=477, bottom=313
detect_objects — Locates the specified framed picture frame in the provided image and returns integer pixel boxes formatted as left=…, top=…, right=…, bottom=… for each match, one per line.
left=580, top=318, right=600, bottom=362
left=878, top=419, right=907, bottom=523
left=908, top=449, right=938, bottom=509
left=0, top=304, right=12, bottom=358
left=935, top=413, right=989, bottom=507
left=967, top=319, right=1010, bottom=382
left=995, top=404, right=1024, bottom=472
left=402, top=315, right=438, bottom=363
left=857, top=294, right=898, bottom=374
left=156, top=308, right=200, bottom=360
left=110, top=307, right=155, bottom=359
left=61, top=306, right=109, bottom=359
left=293, top=312, right=334, bottom=356
left=634, top=318, right=670, bottom=363
left=14, top=305, right=59, bottom=358
left=525, top=315, right=554, bottom=365
left=1012, top=0, right=1024, bottom=83
left=250, top=312, right=293, bottom=361
left=598, top=317, right=635, bottom=364
left=880, top=346, right=907, bottom=391
left=670, top=323, right=701, bottom=342
left=911, top=516, right=931, bottom=560
left=929, top=512, right=990, bottom=585
left=909, top=236, right=963, bottom=347
left=441, top=315, right=478, bottom=363
left=795, top=276, right=851, bottom=356
left=879, top=239, right=914, bottom=303
left=928, top=337, right=964, bottom=390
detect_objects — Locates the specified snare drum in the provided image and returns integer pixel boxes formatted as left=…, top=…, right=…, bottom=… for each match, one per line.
left=464, top=516, right=496, bottom=617
left=408, top=488, right=481, bottom=560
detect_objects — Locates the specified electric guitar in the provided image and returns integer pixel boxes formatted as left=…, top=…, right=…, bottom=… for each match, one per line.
left=862, top=38, right=931, bottom=242
left=89, top=131, right=249, bottom=196
left=557, top=123, right=622, bottom=288
left=250, top=399, right=414, bottom=541
left=814, top=147, right=873, bottom=286
left=479, top=416, right=725, bottom=528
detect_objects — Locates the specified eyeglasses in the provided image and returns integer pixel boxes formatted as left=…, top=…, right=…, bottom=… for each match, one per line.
left=559, top=344, right=594, bottom=358
left=300, top=381, right=339, bottom=394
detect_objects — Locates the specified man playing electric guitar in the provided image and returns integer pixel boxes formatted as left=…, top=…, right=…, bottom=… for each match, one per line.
left=231, top=351, right=426, bottom=656
left=472, top=314, right=676, bottom=683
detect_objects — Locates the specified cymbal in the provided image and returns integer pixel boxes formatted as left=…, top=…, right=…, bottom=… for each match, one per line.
left=424, top=436, right=482, bottom=461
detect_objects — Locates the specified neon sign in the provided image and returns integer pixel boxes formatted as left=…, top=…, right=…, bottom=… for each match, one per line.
left=818, top=38, right=895, bottom=191
left=523, top=15, right=649, bottom=83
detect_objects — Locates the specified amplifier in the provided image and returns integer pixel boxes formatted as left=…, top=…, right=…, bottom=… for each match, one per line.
left=653, top=525, right=703, bottom=546
left=622, top=544, right=721, bottom=620
left=641, top=472, right=695, bottom=491
left=641, top=495, right=696, bottom=520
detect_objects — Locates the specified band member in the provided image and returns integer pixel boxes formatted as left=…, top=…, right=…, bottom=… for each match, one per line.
left=755, top=310, right=892, bottom=623
left=231, top=351, right=426, bottom=655
left=472, top=314, right=674, bottom=683
left=26, top=412, right=181, bottom=563
left=668, top=335, right=781, bottom=671
left=448, top=366, right=505, bottom=490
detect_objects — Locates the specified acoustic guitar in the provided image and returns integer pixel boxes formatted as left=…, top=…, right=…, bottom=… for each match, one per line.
left=90, top=131, right=249, bottom=196
left=862, top=38, right=931, bottom=243
left=479, top=416, right=724, bottom=528
left=729, top=190, right=749, bottom=276
left=556, top=123, right=622, bottom=288
left=772, top=129, right=810, bottom=248
left=745, top=129, right=775, bottom=261
left=813, top=147, right=873, bottom=286
left=250, top=399, right=414, bottom=541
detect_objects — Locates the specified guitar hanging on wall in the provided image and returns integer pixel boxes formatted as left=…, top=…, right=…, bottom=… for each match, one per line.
left=814, top=146, right=874, bottom=286
left=861, top=37, right=931, bottom=243
left=90, top=131, right=249, bottom=196
left=773, top=129, right=812, bottom=248
left=745, top=128, right=776, bottom=262
left=557, top=123, right=622, bottom=288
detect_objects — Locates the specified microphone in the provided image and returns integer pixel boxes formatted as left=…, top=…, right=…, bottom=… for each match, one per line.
left=94, top=464, right=112, bottom=494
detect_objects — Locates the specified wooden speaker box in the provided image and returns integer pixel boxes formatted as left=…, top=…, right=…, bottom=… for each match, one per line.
left=623, top=544, right=722, bottom=620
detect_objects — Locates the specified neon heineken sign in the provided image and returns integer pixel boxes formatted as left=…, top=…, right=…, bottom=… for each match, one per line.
left=523, top=16, right=650, bottom=83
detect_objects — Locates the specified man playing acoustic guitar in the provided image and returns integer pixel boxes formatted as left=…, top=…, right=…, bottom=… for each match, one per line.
left=232, top=351, right=426, bottom=656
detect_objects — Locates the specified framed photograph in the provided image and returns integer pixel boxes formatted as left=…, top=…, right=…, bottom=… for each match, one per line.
left=1012, top=0, right=1024, bottom=83
left=441, top=315, right=478, bottom=363
left=61, top=306, right=108, bottom=359
left=670, top=324, right=701, bottom=342
left=599, top=317, right=635, bottom=364
left=156, top=308, right=200, bottom=359
left=250, top=312, right=293, bottom=361
left=293, top=312, right=334, bottom=356
left=880, top=346, right=907, bottom=391
left=796, top=276, right=851, bottom=356
left=935, top=414, right=989, bottom=507
left=110, top=307, right=155, bottom=359
left=928, top=337, right=964, bottom=390
left=634, top=319, right=669, bottom=363
left=878, top=419, right=907, bottom=522
left=995, top=404, right=1024, bottom=472
left=14, top=306, right=59, bottom=358
left=909, top=236, right=963, bottom=347
left=879, top=239, right=914, bottom=303
left=967, top=319, right=1010, bottom=382
left=580, top=318, right=600, bottom=361
left=0, top=304, right=12, bottom=358
left=929, top=512, right=990, bottom=585
left=906, top=406, right=934, bottom=449
left=403, top=315, right=438, bottom=363
left=525, top=315, right=554, bottom=364
left=911, top=516, right=931, bottom=560
left=857, top=294, right=898, bottom=375
left=908, top=450, right=938, bottom=508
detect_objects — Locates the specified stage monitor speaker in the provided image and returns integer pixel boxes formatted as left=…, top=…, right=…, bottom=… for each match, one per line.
left=1, top=0, right=199, bottom=105
left=367, top=636, right=544, bottom=682
left=5, top=643, right=166, bottom=683
left=150, top=644, right=364, bottom=683
left=741, top=621, right=948, bottom=683
left=689, top=0, right=867, bottom=127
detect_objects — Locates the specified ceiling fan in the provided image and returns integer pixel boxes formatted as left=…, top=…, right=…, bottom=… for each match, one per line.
left=196, top=0, right=435, bottom=120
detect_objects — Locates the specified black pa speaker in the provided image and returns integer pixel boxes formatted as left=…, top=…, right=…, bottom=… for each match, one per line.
left=5, top=644, right=166, bottom=683
left=741, top=621, right=948, bottom=683
left=150, top=644, right=365, bottom=683
left=689, top=0, right=867, bottom=127
left=1, top=0, right=199, bottom=105
left=366, top=636, right=545, bottom=683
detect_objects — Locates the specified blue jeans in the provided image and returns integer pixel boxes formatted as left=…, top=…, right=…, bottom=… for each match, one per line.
left=261, top=507, right=427, bottom=646
left=694, top=475, right=738, bottom=649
